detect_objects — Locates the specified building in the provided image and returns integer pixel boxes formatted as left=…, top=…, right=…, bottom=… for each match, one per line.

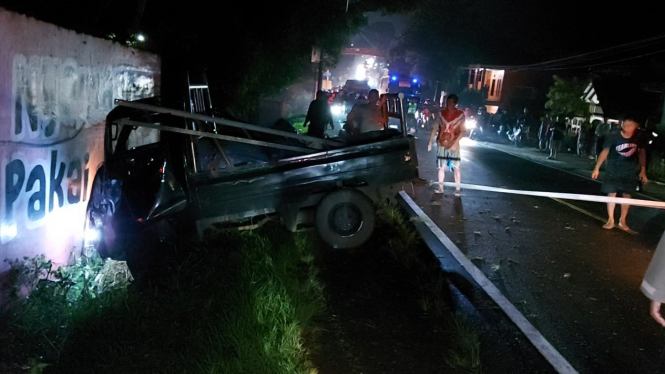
left=464, top=65, right=552, bottom=115
left=569, top=74, right=664, bottom=131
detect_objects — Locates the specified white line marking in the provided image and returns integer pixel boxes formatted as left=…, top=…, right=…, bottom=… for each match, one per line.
left=430, top=181, right=665, bottom=209
left=550, top=197, right=606, bottom=223
left=399, top=191, right=579, bottom=374
left=474, top=141, right=662, bottom=202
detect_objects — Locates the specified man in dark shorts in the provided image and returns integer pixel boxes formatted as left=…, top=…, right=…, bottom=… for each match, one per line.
left=592, top=115, right=648, bottom=233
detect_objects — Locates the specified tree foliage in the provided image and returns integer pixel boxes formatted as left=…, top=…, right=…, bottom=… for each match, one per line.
left=545, top=75, right=589, bottom=119
left=391, top=0, right=496, bottom=90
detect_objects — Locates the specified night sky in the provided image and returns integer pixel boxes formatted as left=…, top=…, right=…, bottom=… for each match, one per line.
left=364, top=1, right=665, bottom=67
left=3, top=0, right=664, bottom=75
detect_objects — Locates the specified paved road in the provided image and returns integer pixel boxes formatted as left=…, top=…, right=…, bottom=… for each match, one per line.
left=408, top=134, right=665, bottom=374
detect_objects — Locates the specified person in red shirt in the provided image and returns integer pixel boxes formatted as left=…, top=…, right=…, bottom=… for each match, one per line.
left=428, top=94, right=466, bottom=196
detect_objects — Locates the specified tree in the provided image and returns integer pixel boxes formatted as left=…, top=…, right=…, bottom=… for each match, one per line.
left=545, top=76, right=589, bottom=120
left=390, top=0, right=502, bottom=91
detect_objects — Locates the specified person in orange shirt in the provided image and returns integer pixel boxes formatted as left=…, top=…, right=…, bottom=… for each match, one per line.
left=428, top=94, right=466, bottom=197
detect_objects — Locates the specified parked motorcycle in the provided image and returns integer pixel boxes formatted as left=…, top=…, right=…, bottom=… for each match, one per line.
left=507, top=124, right=526, bottom=147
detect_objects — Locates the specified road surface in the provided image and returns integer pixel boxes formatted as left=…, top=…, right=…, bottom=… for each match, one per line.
left=408, top=134, right=665, bottom=374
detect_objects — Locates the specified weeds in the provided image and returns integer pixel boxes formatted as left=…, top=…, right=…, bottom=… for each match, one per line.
left=445, top=313, right=483, bottom=374
left=377, top=202, right=483, bottom=373
left=0, top=224, right=325, bottom=374
left=201, top=229, right=325, bottom=374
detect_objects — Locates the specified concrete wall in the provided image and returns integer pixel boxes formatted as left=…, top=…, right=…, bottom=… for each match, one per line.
left=0, top=8, right=160, bottom=272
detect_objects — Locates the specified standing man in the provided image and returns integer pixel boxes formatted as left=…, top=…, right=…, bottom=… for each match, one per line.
left=345, top=89, right=386, bottom=135
left=591, top=115, right=648, bottom=232
left=428, top=94, right=465, bottom=197
left=303, top=91, right=334, bottom=138
left=547, top=120, right=565, bottom=160
left=595, top=117, right=612, bottom=161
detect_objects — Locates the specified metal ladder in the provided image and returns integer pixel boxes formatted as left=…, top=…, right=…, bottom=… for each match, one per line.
left=186, top=71, right=233, bottom=171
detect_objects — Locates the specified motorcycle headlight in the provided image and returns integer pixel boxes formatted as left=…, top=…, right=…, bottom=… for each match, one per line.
left=466, top=119, right=477, bottom=129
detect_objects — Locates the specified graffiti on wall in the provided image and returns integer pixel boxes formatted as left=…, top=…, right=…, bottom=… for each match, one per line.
left=9, top=54, right=155, bottom=145
left=1, top=54, right=156, bottom=247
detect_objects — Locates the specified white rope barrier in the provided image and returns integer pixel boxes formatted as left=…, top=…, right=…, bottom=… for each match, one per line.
left=428, top=181, right=665, bottom=210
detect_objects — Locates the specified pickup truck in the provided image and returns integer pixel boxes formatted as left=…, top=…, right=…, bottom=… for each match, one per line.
left=82, top=92, right=420, bottom=260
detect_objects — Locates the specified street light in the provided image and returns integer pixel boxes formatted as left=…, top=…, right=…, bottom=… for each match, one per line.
left=136, top=33, right=146, bottom=42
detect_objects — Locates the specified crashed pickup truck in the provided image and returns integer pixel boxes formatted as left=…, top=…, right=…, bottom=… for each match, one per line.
left=83, top=92, right=420, bottom=259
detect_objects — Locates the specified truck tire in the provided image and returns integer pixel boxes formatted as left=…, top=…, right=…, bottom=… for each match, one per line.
left=316, top=189, right=376, bottom=249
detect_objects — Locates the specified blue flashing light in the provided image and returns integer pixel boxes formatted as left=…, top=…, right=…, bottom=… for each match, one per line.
left=412, top=78, right=418, bottom=83
left=391, top=76, right=397, bottom=81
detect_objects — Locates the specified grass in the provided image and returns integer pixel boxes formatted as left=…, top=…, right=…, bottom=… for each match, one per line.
left=285, top=114, right=307, bottom=134
left=0, top=223, right=325, bottom=374
left=377, top=203, right=483, bottom=374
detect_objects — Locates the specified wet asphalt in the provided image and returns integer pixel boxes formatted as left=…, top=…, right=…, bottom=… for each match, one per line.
left=408, top=134, right=665, bottom=374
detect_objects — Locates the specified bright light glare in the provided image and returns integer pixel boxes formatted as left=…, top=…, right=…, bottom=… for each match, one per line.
left=331, top=104, right=345, bottom=115
left=85, top=228, right=100, bottom=243
left=653, top=132, right=659, bottom=137
left=367, top=57, right=375, bottom=65
left=391, top=76, right=397, bottom=81
left=355, top=64, right=366, bottom=80
left=412, top=78, right=418, bottom=83
left=460, top=137, right=475, bottom=146
left=0, top=223, right=17, bottom=243
left=465, top=119, right=477, bottom=129
left=136, top=34, right=146, bottom=42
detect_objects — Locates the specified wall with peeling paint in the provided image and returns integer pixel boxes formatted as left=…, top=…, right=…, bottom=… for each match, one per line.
left=0, top=8, right=160, bottom=272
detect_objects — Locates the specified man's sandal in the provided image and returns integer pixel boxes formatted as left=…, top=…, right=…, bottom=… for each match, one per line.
left=618, top=223, right=638, bottom=235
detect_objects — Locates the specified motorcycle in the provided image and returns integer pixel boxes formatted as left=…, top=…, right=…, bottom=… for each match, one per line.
left=507, top=124, right=525, bottom=147
left=416, top=108, right=434, bottom=130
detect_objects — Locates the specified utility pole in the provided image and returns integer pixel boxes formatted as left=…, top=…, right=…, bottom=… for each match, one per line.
left=312, top=45, right=322, bottom=98
left=317, top=59, right=323, bottom=94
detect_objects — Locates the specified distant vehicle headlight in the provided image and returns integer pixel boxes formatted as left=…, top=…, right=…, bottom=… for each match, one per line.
left=466, top=119, right=477, bottom=129
left=331, top=104, right=345, bottom=116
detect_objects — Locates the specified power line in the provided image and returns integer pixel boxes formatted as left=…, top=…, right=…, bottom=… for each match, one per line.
left=484, top=34, right=665, bottom=72
left=513, top=34, right=665, bottom=69
left=518, top=48, right=665, bottom=71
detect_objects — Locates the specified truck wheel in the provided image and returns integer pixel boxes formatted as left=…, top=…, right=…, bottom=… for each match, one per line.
left=316, top=189, right=376, bottom=249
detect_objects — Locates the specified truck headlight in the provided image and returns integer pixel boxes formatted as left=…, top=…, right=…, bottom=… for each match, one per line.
left=466, top=119, right=477, bottom=129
